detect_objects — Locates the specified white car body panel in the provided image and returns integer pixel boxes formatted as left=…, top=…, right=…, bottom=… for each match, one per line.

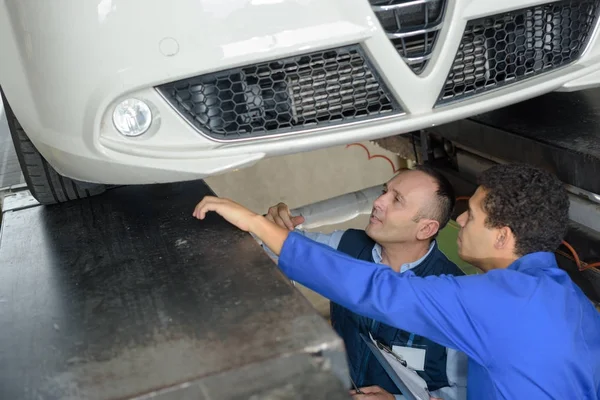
left=1, top=0, right=600, bottom=184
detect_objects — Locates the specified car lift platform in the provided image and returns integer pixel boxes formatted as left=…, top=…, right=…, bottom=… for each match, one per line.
left=0, top=181, right=349, bottom=400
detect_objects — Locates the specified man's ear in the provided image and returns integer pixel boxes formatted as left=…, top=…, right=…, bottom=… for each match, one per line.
left=417, top=220, right=440, bottom=241
left=494, top=226, right=512, bottom=250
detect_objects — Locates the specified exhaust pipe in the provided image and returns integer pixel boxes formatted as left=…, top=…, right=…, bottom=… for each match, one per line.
left=289, top=185, right=382, bottom=230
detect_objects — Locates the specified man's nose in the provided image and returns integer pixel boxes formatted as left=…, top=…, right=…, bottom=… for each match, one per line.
left=456, top=211, right=467, bottom=227
left=373, top=193, right=387, bottom=210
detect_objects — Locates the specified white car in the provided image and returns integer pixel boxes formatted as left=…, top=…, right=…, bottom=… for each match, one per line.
left=2, top=0, right=600, bottom=204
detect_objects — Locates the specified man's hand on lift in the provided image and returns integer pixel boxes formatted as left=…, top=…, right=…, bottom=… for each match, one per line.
left=193, top=196, right=289, bottom=256
left=350, top=386, right=441, bottom=400
left=193, top=196, right=259, bottom=232
left=349, top=386, right=394, bottom=400
left=266, top=202, right=305, bottom=231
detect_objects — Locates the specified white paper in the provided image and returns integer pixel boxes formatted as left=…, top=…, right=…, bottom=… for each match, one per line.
left=362, top=334, right=430, bottom=400
left=392, top=345, right=426, bottom=371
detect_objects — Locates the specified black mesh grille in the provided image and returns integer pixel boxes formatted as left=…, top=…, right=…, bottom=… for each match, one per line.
left=370, top=0, right=446, bottom=74
left=438, top=0, right=600, bottom=104
left=156, top=46, right=401, bottom=141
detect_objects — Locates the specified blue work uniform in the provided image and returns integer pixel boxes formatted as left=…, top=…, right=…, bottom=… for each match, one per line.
left=278, top=232, right=600, bottom=400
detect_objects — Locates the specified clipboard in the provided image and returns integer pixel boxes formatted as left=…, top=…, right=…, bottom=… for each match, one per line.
left=360, top=333, right=431, bottom=400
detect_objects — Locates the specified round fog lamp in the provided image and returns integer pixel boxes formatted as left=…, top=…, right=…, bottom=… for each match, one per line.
left=112, top=99, right=152, bottom=137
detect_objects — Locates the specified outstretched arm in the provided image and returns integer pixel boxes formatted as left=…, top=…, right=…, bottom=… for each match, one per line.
left=278, top=232, right=489, bottom=364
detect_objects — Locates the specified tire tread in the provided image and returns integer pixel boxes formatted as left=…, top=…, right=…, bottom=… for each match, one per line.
left=2, top=91, right=106, bottom=205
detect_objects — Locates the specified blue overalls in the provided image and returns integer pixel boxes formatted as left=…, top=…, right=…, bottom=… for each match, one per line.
left=279, top=232, right=600, bottom=399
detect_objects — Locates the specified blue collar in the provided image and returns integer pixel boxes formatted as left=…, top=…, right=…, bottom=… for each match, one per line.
left=507, top=252, right=558, bottom=271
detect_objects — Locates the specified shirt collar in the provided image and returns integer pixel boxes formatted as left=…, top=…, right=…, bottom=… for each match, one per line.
left=372, top=240, right=437, bottom=273
left=507, top=252, right=558, bottom=271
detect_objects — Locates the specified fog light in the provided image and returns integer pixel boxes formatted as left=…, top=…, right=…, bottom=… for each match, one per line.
left=112, top=99, right=152, bottom=137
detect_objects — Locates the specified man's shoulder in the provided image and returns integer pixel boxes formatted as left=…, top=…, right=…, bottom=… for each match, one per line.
left=337, top=229, right=373, bottom=244
left=336, top=229, right=376, bottom=258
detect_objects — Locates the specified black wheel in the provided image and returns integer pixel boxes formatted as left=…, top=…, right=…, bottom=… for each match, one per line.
left=2, top=91, right=106, bottom=205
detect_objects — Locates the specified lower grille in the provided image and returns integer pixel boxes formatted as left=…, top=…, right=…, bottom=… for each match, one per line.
left=438, top=0, right=600, bottom=104
left=156, top=46, right=401, bottom=141
left=370, top=0, right=446, bottom=74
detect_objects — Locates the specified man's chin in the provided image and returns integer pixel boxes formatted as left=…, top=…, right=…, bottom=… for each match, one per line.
left=457, top=251, right=484, bottom=271
left=457, top=248, right=470, bottom=263
left=365, top=225, right=378, bottom=240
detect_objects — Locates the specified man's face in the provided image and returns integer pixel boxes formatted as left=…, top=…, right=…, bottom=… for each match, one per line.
left=365, top=170, right=438, bottom=245
left=455, top=186, right=499, bottom=271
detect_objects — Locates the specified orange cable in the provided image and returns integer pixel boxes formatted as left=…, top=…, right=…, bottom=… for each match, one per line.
left=560, top=240, right=600, bottom=271
left=581, top=261, right=600, bottom=272
left=560, top=240, right=582, bottom=270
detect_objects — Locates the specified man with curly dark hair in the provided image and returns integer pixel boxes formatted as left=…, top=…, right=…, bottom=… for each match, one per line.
left=456, top=163, right=570, bottom=271
left=193, top=163, right=600, bottom=400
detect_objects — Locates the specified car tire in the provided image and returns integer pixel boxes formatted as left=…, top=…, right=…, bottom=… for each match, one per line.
left=2, top=92, right=106, bottom=205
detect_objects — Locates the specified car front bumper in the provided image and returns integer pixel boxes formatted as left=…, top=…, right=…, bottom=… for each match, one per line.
left=2, top=0, right=600, bottom=184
